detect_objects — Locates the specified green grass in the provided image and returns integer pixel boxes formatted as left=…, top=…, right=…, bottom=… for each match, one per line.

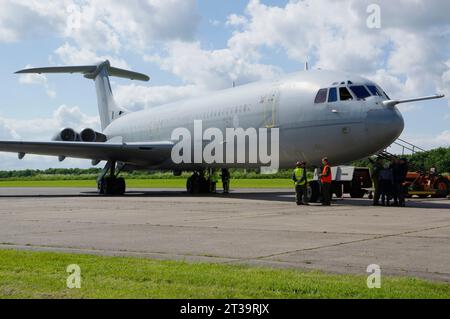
left=0, top=249, right=448, bottom=299
left=0, top=178, right=293, bottom=189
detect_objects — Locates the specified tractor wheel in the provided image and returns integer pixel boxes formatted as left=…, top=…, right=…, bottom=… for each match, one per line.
left=433, top=178, right=450, bottom=198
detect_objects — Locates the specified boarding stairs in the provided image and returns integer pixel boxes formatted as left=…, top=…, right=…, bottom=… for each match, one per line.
left=377, top=138, right=426, bottom=160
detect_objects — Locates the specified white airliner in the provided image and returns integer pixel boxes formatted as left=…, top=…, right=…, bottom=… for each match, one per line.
left=0, top=61, right=444, bottom=195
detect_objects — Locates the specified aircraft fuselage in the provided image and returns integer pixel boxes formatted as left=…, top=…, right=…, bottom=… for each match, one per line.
left=104, top=70, right=404, bottom=169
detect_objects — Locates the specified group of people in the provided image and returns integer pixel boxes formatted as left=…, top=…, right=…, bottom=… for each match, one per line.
left=292, top=156, right=409, bottom=207
left=209, top=168, right=230, bottom=194
left=293, top=157, right=332, bottom=206
left=370, top=157, right=409, bottom=207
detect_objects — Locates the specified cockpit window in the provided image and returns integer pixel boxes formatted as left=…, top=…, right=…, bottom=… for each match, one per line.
left=328, top=87, right=338, bottom=102
left=366, top=85, right=382, bottom=96
left=339, top=87, right=353, bottom=101
left=349, top=85, right=371, bottom=100
left=314, top=88, right=328, bottom=104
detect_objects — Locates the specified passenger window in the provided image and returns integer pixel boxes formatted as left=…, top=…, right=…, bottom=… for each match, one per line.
left=349, top=85, right=371, bottom=100
left=339, top=87, right=353, bottom=101
left=314, top=88, right=328, bottom=104
left=328, top=88, right=337, bottom=102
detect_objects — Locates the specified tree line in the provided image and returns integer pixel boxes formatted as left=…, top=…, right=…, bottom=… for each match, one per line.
left=0, top=147, right=448, bottom=179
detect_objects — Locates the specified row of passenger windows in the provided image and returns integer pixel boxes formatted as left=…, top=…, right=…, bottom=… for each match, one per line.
left=314, top=84, right=387, bottom=104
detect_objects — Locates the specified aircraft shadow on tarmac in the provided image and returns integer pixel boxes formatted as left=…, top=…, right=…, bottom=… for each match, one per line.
left=1, top=189, right=449, bottom=210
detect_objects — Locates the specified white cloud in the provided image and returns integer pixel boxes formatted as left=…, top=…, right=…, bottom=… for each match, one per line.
left=54, top=43, right=129, bottom=68
left=226, top=14, right=248, bottom=27
left=0, top=104, right=100, bottom=170
left=0, top=0, right=70, bottom=42
left=0, top=153, right=95, bottom=170
left=1, top=105, right=99, bottom=140
left=0, top=0, right=200, bottom=49
left=146, top=41, right=281, bottom=90
left=398, top=131, right=450, bottom=151
left=0, top=118, right=20, bottom=139
left=17, top=64, right=56, bottom=98
left=209, top=19, right=221, bottom=27
left=223, top=0, right=450, bottom=101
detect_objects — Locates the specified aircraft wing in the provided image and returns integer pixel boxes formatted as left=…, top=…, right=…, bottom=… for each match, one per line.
left=0, top=140, right=174, bottom=166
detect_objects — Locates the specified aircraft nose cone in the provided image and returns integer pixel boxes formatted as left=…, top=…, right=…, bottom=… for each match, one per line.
left=366, top=108, right=404, bottom=148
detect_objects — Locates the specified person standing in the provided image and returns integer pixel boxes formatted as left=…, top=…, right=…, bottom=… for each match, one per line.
left=209, top=169, right=219, bottom=193
left=221, top=168, right=230, bottom=194
left=390, top=158, right=401, bottom=206
left=379, top=164, right=394, bottom=206
left=397, top=158, right=409, bottom=207
left=292, top=161, right=309, bottom=205
left=319, top=157, right=332, bottom=206
left=369, top=157, right=384, bottom=206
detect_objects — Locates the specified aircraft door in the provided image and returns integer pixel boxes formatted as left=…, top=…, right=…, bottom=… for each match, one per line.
left=260, top=90, right=280, bottom=128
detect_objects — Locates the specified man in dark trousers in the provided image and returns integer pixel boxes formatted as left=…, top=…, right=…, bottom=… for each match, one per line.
left=292, top=161, right=309, bottom=205
left=221, top=168, right=230, bottom=194
left=397, top=158, right=409, bottom=207
left=379, top=163, right=394, bottom=206
left=369, top=157, right=384, bottom=206
left=319, top=157, right=332, bottom=206
left=390, top=158, right=401, bottom=206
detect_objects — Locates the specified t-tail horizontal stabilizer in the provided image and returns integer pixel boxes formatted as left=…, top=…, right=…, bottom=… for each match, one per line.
left=15, top=61, right=150, bottom=82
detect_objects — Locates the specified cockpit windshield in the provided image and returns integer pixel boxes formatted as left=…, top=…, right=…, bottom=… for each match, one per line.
left=314, top=82, right=390, bottom=104
left=366, top=85, right=382, bottom=96
left=349, top=85, right=371, bottom=100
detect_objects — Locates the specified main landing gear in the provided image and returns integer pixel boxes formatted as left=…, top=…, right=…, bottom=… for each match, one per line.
left=97, top=161, right=126, bottom=195
left=186, top=169, right=222, bottom=194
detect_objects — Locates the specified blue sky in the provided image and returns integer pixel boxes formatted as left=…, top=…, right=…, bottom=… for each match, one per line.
left=0, top=0, right=449, bottom=169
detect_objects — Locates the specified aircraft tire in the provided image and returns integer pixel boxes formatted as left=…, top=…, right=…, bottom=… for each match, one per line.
left=98, top=179, right=106, bottom=195
left=186, top=175, right=201, bottom=194
left=116, top=177, right=126, bottom=195
left=186, top=177, right=194, bottom=194
left=100, top=177, right=126, bottom=195
left=308, top=181, right=320, bottom=203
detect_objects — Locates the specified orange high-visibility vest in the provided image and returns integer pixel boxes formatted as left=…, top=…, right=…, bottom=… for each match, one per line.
left=321, top=165, right=332, bottom=184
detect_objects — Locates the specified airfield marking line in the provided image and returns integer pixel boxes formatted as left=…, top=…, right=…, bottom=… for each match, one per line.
left=239, top=224, right=450, bottom=261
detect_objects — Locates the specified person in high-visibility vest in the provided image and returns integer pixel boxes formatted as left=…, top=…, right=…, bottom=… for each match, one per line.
left=292, top=161, right=309, bottom=205
left=319, top=157, right=332, bottom=206
left=221, top=168, right=230, bottom=194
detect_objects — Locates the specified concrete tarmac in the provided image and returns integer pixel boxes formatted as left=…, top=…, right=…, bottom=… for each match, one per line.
left=0, top=187, right=449, bottom=282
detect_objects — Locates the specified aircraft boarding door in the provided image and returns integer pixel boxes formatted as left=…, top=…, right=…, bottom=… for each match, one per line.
left=260, top=91, right=280, bottom=128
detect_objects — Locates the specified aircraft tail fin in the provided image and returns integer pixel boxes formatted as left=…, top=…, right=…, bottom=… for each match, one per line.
left=15, top=61, right=150, bottom=130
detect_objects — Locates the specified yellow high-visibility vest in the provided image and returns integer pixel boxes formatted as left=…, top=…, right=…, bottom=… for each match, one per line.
left=294, top=167, right=307, bottom=186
